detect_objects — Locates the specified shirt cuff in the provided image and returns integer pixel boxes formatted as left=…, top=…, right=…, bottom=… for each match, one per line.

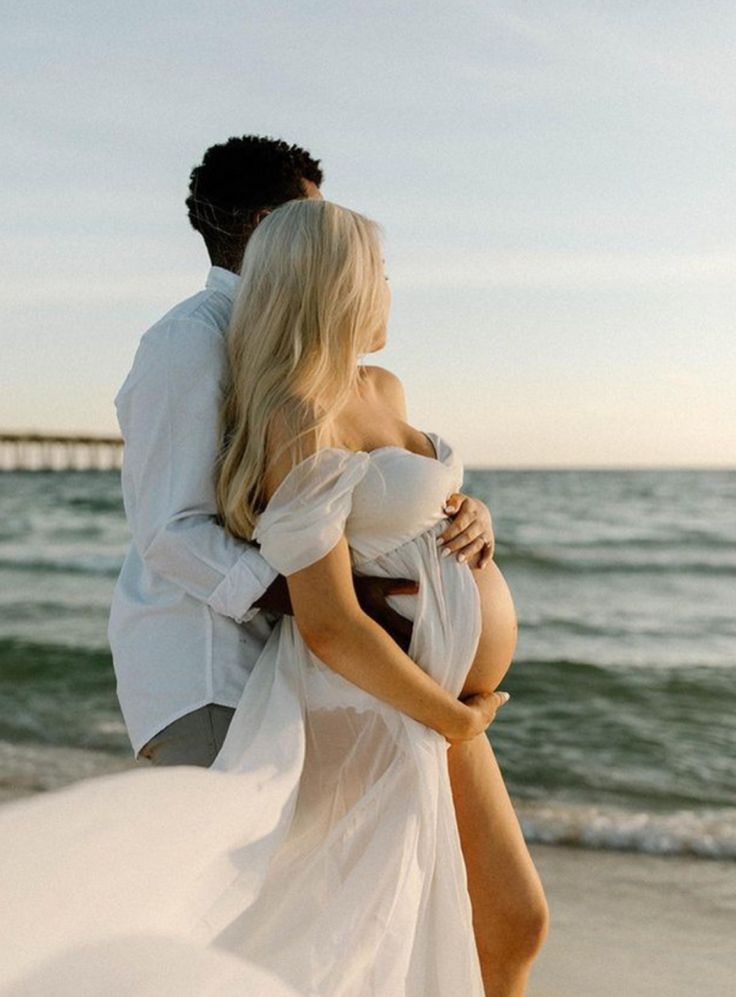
left=208, top=549, right=278, bottom=624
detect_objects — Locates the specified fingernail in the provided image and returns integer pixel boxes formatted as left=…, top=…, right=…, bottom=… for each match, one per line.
left=441, top=548, right=452, bottom=558
left=457, top=554, right=466, bottom=563
left=444, top=504, right=458, bottom=513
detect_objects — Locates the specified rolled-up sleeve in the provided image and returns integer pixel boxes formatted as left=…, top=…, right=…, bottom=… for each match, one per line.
left=115, top=318, right=277, bottom=623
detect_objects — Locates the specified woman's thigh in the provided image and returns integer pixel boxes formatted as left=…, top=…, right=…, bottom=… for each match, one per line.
left=447, top=734, right=548, bottom=948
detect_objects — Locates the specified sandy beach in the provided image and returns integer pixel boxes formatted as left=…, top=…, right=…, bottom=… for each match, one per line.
left=527, top=843, right=736, bottom=997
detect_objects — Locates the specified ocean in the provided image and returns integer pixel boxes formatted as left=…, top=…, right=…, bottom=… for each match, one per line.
left=1, top=467, right=734, bottom=860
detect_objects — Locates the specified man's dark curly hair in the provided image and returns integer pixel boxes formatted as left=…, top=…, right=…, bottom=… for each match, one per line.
left=186, top=135, right=323, bottom=271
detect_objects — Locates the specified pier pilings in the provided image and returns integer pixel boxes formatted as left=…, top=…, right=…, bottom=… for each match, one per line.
left=0, top=433, right=123, bottom=471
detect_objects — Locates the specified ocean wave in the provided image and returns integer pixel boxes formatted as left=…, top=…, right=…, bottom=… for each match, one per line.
left=65, top=495, right=125, bottom=513
left=0, top=555, right=122, bottom=577
left=496, top=547, right=736, bottom=575
left=0, top=735, right=733, bottom=861
left=506, top=532, right=736, bottom=550
left=515, top=800, right=736, bottom=860
left=0, top=739, right=134, bottom=803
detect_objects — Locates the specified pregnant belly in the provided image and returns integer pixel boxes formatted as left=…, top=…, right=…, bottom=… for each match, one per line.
left=463, top=561, right=518, bottom=695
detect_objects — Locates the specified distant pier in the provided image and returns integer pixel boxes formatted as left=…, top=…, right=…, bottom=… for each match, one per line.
left=0, top=433, right=123, bottom=471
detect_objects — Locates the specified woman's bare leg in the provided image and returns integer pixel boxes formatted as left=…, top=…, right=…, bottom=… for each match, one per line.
left=448, top=561, right=548, bottom=995
left=448, top=736, right=548, bottom=996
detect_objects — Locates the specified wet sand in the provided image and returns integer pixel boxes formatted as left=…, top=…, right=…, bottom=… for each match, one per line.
left=527, top=843, right=736, bottom=997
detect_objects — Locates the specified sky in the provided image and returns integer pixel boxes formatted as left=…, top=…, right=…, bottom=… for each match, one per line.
left=2, top=0, right=735, bottom=467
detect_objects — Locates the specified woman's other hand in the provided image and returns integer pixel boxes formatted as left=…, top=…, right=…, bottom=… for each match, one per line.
left=438, top=494, right=495, bottom=569
left=354, top=575, right=418, bottom=653
left=445, top=691, right=510, bottom=743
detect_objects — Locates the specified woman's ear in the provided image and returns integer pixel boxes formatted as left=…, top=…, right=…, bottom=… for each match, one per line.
left=253, top=208, right=272, bottom=227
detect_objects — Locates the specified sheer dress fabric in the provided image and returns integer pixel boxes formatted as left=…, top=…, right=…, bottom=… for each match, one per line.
left=0, top=433, right=485, bottom=997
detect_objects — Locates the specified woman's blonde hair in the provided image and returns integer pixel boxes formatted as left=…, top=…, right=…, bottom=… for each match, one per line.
left=216, top=198, right=387, bottom=539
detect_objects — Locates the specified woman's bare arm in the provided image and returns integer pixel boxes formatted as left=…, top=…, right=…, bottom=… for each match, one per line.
left=285, top=534, right=505, bottom=742
left=262, top=406, right=506, bottom=741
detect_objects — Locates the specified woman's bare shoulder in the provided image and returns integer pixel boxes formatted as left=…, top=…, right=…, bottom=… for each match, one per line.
left=360, top=365, right=407, bottom=418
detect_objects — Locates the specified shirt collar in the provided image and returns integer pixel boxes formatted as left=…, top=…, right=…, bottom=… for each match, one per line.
left=205, top=266, right=240, bottom=301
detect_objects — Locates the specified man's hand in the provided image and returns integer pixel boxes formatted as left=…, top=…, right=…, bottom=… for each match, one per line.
left=254, top=573, right=418, bottom=654
left=353, top=576, right=418, bottom=654
left=254, top=575, right=293, bottom=615
left=437, top=493, right=494, bottom=569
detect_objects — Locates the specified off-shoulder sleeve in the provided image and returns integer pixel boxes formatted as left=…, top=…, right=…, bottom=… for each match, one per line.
left=253, top=449, right=371, bottom=576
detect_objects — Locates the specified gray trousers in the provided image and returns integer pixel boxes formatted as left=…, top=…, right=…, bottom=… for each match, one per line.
left=138, top=704, right=236, bottom=767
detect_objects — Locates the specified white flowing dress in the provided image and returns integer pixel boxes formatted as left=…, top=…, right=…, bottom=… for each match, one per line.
left=0, top=433, right=485, bottom=997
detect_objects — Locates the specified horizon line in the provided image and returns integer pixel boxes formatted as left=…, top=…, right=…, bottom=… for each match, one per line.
left=467, top=464, right=736, bottom=472
left=1, top=429, right=732, bottom=473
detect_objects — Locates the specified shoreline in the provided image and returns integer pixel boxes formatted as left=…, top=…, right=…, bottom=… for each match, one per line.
left=1, top=740, right=735, bottom=859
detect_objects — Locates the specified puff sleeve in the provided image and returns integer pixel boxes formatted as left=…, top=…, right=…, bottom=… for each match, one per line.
left=253, top=449, right=371, bottom=576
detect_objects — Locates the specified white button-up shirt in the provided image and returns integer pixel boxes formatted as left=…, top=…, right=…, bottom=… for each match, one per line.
left=108, top=267, right=278, bottom=757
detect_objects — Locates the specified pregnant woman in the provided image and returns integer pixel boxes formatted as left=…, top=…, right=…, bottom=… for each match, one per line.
left=211, top=197, right=548, bottom=993
left=0, top=199, right=546, bottom=997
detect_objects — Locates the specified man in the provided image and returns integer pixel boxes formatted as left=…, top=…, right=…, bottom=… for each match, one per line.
left=108, top=134, right=495, bottom=767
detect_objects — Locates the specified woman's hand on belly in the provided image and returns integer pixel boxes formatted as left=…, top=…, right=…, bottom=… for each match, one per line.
left=445, top=690, right=511, bottom=744
left=437, top=493, right=495, bottom=569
